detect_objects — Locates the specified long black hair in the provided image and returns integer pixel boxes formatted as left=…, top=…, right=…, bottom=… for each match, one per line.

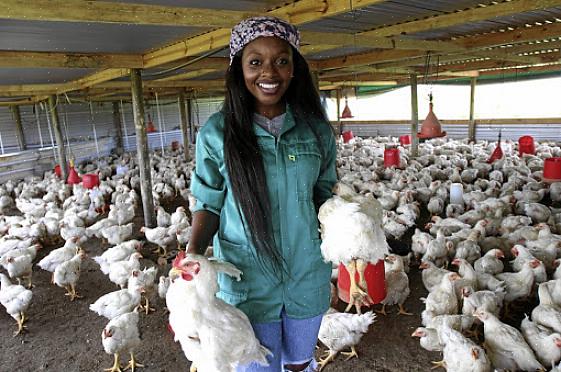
left=222, top=46, right=330, bottom=276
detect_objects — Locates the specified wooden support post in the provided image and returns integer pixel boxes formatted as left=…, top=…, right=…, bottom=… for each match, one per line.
left=130, top=69, right=156, bottom=228
left=410, top=74, right=419, bottom=158
left=468, top=77, right=477, bottom=143
left=187, top=98, right=194, bottom=144
left=178, top=90, right=190, bottom=162
left=112, top=101, right=124, bottom=155
left=48, top=95, right=68, bottom=180
left=10, top=105, right=27, bottom=151
left=311, top=70, right=320, bottom=94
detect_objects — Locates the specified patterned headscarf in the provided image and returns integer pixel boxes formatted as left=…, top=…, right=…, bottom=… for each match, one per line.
left=229, top=16, right=300, bottom=65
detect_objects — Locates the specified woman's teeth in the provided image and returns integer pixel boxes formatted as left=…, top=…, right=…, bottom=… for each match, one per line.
left=258, top=82, right=279, bottom=89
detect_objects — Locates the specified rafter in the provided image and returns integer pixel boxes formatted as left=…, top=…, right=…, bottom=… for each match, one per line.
left=144, top=0, right=386, bottom=69
left=363, top=0, right=561, bottom=37
left=0, top=0, right=251, bottom=27
left=153, top=69, right=220, bottom=82
left=0, top=51, right=143, bottom=69
left=459, top=22, right=561, bottom=49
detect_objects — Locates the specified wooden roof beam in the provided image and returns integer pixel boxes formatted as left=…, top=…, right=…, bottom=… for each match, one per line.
left=0, top=51, right=143, bottom=69
left=153, top=69, right=220, bottom=82
left=362, top=0, right=561, bottom=37
left=143, top=0, right=387, bottom=68
left=0, top=0, right=252, bottom=27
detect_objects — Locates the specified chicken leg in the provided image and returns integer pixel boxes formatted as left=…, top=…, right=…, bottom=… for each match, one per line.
left=397, top=304, right=413, bottom=316
left=124, top=352, right=144, bottom=371
left=344, top=259, right=373, bottom=314
left=13, top=312, right=28, bottom=336
left=430, top=360, right=446, bottom=369
left=139, top=296, right=155, bottom=315
left=104, top=353, right=122, bottom=372
left=376, top=304, right=389, bottom=316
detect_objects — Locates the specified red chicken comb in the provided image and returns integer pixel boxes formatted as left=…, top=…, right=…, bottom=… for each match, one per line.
left=172, top=251, right=186, bottom=268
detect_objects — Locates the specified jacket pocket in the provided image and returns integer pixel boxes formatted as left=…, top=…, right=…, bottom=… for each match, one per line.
left=294, top=145, right=322, bottom=201
left=215, top=237, right=251, bottom=305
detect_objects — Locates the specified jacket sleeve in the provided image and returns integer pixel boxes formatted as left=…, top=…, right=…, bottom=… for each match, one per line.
left=190, top=126, right=225, bottom=216
left=314, top=128, right=337, bottom=210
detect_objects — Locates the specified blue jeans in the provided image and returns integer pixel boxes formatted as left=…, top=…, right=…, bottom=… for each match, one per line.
left=237, top=309, right=323, bottom=372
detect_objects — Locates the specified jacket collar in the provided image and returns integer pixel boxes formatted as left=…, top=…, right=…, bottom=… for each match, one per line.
left=253, top=105, right=296, bottom=138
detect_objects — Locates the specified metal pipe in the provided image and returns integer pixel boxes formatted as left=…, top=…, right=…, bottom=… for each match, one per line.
left=48, top=95, right=69, bottom=180
left=410, top=74, right=419, bottom=158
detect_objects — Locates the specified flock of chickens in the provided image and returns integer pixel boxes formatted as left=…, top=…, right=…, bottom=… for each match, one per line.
left=334, top=135, right=561, bottom=371
left=1, top=132, right=561, bottom=371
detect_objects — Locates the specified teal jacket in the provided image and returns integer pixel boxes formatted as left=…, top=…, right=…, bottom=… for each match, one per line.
left=190, top=107, right=337, bottom=322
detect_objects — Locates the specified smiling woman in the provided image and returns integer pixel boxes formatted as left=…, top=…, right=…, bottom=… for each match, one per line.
left=186, top=16, right=337, bottom=372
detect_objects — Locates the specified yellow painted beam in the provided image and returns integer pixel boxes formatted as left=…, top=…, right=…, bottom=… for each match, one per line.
left=0, top=0, right=251, bottom=27
left=144, top=0, right=387, bottom=68
left=0, top=51, right=143, bottom=68
left=363, top=0, right=561, bottom=37
left=302, top=31, right=466, bottom=52
left=460, top=23, right=561, bottom=49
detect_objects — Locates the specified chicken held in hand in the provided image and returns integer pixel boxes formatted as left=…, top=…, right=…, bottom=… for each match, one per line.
left=318, top=182, right=389, bottom=314
left=166, top=252, right=270, bottom=372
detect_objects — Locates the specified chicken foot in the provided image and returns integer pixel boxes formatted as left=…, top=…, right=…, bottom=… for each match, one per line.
left=139, top=296, right=156, bottom=315
left=64, top=284, right=82, bottom=301
left=430, top=360, right=446, bottom=369
left=104, top=353, right=122, bottom=372
left=189, top=363, right=197, bottom=372
left=344, top=260, right=372, bottom=314
left=341, top=346, right=359, bottom=361
left=397, top=304, right=413, bottom=316
left=318, top=349, right=338, bottom=371
left=124, top=352, right=144, bottom=371
left=151, top=246, right=167, bottom=258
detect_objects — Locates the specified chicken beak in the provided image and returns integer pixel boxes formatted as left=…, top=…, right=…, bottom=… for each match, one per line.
left=554, top=338, right=561, bottom=348
left=495, top=251, right=505, bottom=259
left=169, top=267, right=181, bottom=282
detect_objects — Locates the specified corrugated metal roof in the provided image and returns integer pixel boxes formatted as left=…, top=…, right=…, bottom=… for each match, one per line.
left=300, top=0, right=494, bottom=34
left=0, top=68, right=96, bottom=85
left=0, top=19, right=202, bottom=54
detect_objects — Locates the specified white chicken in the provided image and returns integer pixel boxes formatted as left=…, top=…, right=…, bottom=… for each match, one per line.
left=378, top=254, right=411, bottom=316
left=107, top=253, right=143, bottom=289
left=421, top=273, right=459, bottom=326
left=101, top=223, right=134, bottom=246
left=461, top=286, right=504, bottom=318
left=317, top=309, right=376, bottom=371
left=37, top=237, right=80, bottom=281
left=167, top=252, right=271, bottom=371
left=90, top=276, right=144, bottom=319
left=532, top=282, right=561, bottom=334
left=520, top=315, right=561, bottom=369
left=102, top=311, right=143, bottom=372
left=475, top=309, right=544, bottom=371
left=0, top=273, right=32, bottom=335
left=439, top=326, right=491, bottom=372
left=420, top=260, right=450, bottom=293
left=0, top=251, right=33, bottom=288
left=318, top=182, right=389, bottom=313
left=141, top=226, right=175, bottom=257
left=128, top=267, right=158, bottom=314
left=54, top=249, right=87, bottom=301
left=473, top=249, right=504, bottom=275
left=93, top=240, right=144, bottom=275
left=495, top=259, right=539, bottom=316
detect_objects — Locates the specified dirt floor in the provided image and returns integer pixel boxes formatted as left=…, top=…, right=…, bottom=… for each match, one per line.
left=0, top=198, right=530, bottom=372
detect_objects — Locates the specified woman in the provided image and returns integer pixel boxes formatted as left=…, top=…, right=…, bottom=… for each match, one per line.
left=188, top=16, right=337, bottom=372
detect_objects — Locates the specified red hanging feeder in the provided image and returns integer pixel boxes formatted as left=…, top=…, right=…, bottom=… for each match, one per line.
left=146, top=114, right=157, bottom=133
left=341, top=97, right=353, bottom=119
left=82, top=173, right=100, bottom=189
left=399, top=135, right=411, bottom=146
left=342, top=130, right=354, bottom=143
left=487, top=130, right=503, bottom=164
left=54, top=164, right=62, bottom=177
left=518, top=135, right=535, bottom=156
left=418, top=93, right=446, bottom=139
left=384, top=147, right=400, bottom=168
